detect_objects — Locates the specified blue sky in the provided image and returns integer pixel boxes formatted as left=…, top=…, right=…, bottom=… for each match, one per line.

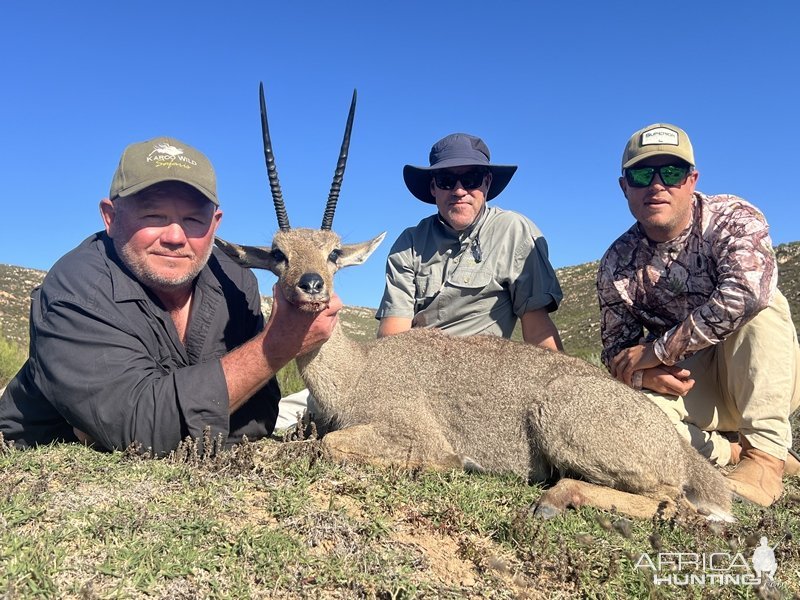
left=2, top=2, right=798, bottom=309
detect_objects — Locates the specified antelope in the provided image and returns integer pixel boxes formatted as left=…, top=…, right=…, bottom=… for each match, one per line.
left=214, top=84, right=734, bottom=522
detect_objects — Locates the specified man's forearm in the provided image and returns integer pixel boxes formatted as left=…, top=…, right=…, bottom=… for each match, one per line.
left=221, top=329, right=282, bottom=413
left=521, top=309, right=563, bottom=351
left=377, top=316, right=413, bottom=338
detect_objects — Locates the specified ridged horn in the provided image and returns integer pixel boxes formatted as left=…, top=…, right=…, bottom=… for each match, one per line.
left=259, top=82, right=290, bottom=231
left=321, top=89, right=357, bottom=231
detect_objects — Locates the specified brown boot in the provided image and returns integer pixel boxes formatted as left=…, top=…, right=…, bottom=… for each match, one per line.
left=786, top=450, right=800, bottom=477
left=726, top=439, right=784, bottom=507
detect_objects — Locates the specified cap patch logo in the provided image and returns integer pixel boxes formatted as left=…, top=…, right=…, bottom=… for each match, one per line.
left=150, top=143, right=183, bottom=157
left=641, top=127, right=679, bottom=147
left=147, top=142, right=198, bottom=170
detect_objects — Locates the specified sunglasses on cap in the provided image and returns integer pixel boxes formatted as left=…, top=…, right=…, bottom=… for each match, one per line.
left=433, top=169, right=489, bottom=191
left=624, top=164, right=692, bottom=188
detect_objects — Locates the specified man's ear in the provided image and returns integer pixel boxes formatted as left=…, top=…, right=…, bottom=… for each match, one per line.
left=618, top=176, right=627, bottom=197
left=211, top=209, right=223, bottom=234
left=99, top=198, right=115, bottom=235
left=686, top=169, right=699, bottom=192
left=429, top=178, right=436, bottom=198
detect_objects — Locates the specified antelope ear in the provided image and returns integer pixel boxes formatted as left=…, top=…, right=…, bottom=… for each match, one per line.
left=214, top=237, right=279, bottom=273
left=338, top=232, right=386, bottom=268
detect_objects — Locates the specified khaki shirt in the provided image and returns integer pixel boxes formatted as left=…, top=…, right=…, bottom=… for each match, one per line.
left=376, top=206, right=562, bottom=338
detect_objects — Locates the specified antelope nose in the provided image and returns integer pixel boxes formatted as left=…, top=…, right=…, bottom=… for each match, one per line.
left=298, top=273, right=325, bottom=295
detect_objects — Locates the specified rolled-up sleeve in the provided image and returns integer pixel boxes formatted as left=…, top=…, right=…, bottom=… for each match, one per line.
left=510, top=234, right=562, bottom=316
left=375, top=228, right=417, bottom=320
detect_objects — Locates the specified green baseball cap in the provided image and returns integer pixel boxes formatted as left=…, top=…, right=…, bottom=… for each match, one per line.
left=621, top=123, right=695, bottom=171
left=109, top=136, right=218, bottom=205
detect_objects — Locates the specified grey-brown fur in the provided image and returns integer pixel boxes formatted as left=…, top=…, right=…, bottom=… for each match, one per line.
left=215, top=229, right=734, bottom=522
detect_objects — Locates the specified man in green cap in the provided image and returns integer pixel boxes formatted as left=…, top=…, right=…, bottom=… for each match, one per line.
left=598, top=123, right=800, bottom=507
left=0, top=137, right=340, bottom=455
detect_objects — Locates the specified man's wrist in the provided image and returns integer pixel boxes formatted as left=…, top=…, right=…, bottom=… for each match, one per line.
left=631, top=370, right=644, bottom=390
left=652, top=339, right=673, bottom=365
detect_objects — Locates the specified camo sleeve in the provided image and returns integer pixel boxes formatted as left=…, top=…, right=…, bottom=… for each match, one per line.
left=653, top=197, right=777, bottom=365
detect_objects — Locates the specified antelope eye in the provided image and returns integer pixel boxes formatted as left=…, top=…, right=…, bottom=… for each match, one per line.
left=328, top=249, right=342, bottom=263
left=271, top=248, right=287, bottom=263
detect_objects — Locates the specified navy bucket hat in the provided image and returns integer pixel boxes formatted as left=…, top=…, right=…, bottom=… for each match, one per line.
left=403, top=133, right=517, bottom=204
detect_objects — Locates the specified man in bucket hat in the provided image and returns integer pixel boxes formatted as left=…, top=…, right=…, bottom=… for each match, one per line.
left=597, top=123, right=800, bottom=507
left=0, top=137, right=340, bottom=455
left=376, top=133, right=563, bottom=350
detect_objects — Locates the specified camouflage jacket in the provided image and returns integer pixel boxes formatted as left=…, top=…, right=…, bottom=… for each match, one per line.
left=597, top=192, right=776, bottom=367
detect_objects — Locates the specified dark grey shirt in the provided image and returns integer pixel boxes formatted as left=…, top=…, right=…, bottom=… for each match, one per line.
left=0, top=232, right=279, bottom=455
left=376, top=206, right=562, bottom=338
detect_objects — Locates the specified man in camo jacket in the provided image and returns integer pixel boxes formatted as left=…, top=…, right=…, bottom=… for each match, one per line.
left=597, top=123, right=800, bottom=507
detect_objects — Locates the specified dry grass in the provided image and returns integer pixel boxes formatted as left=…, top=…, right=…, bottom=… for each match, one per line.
left=1, top=430, right=799, bottom=599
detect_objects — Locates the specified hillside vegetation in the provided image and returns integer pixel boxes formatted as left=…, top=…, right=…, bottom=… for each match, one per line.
left=3, top=240, right=798, bottom=368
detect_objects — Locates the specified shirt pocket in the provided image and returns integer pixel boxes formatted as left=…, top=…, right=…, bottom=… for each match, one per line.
left=447, top=266, right=494, bottom=290
left=414, top=273, right=437, bottom=311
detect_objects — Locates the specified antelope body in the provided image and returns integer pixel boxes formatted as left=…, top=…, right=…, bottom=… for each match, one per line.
left=215, top=84, right=734, bottom=522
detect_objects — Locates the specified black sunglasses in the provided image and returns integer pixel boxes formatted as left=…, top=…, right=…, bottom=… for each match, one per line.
left=433, top=169, right=489, bottom=191
left=624, top=164, right=692, bottom=188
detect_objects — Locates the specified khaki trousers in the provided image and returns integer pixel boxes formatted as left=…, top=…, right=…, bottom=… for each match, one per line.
left=643, top=290, right=800, bottom=466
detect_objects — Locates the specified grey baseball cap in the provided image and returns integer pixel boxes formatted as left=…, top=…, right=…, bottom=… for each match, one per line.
left=109, top=136, right=218, bottom=205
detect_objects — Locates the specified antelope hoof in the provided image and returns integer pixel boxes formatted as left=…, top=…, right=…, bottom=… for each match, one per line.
left=461, top=455, right=486, bottom=473
left=531, top=501, right=562, bottom=520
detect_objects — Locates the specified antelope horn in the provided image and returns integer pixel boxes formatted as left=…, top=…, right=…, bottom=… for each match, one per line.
left=321, top=89, right=357, bottom=231
left=259, top=82, right=290, bottom=231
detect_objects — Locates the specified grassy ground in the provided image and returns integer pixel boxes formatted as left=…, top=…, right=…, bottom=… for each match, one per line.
left=2, top=250, right=799, bottom=598
left=1, top=433, right=799, bottom=599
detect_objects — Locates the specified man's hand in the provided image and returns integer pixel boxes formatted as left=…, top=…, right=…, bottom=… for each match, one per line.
left=641, top=366, right=695, bottom=396
left=610, top=343, right=661, bottom=387
left=73, top=428, right=96, bottom=446
left=262, top=285, right=342, bottom=367
left=223, top=285, right=342, bottom=413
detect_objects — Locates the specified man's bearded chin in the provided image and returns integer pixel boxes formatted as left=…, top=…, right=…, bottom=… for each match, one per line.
left=116, top=241, right=214, bottom=293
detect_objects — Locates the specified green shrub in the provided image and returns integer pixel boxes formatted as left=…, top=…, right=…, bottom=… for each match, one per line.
left=0, top=337, right=26, bottom=388
left=277, top=360, right=305, bottom=395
